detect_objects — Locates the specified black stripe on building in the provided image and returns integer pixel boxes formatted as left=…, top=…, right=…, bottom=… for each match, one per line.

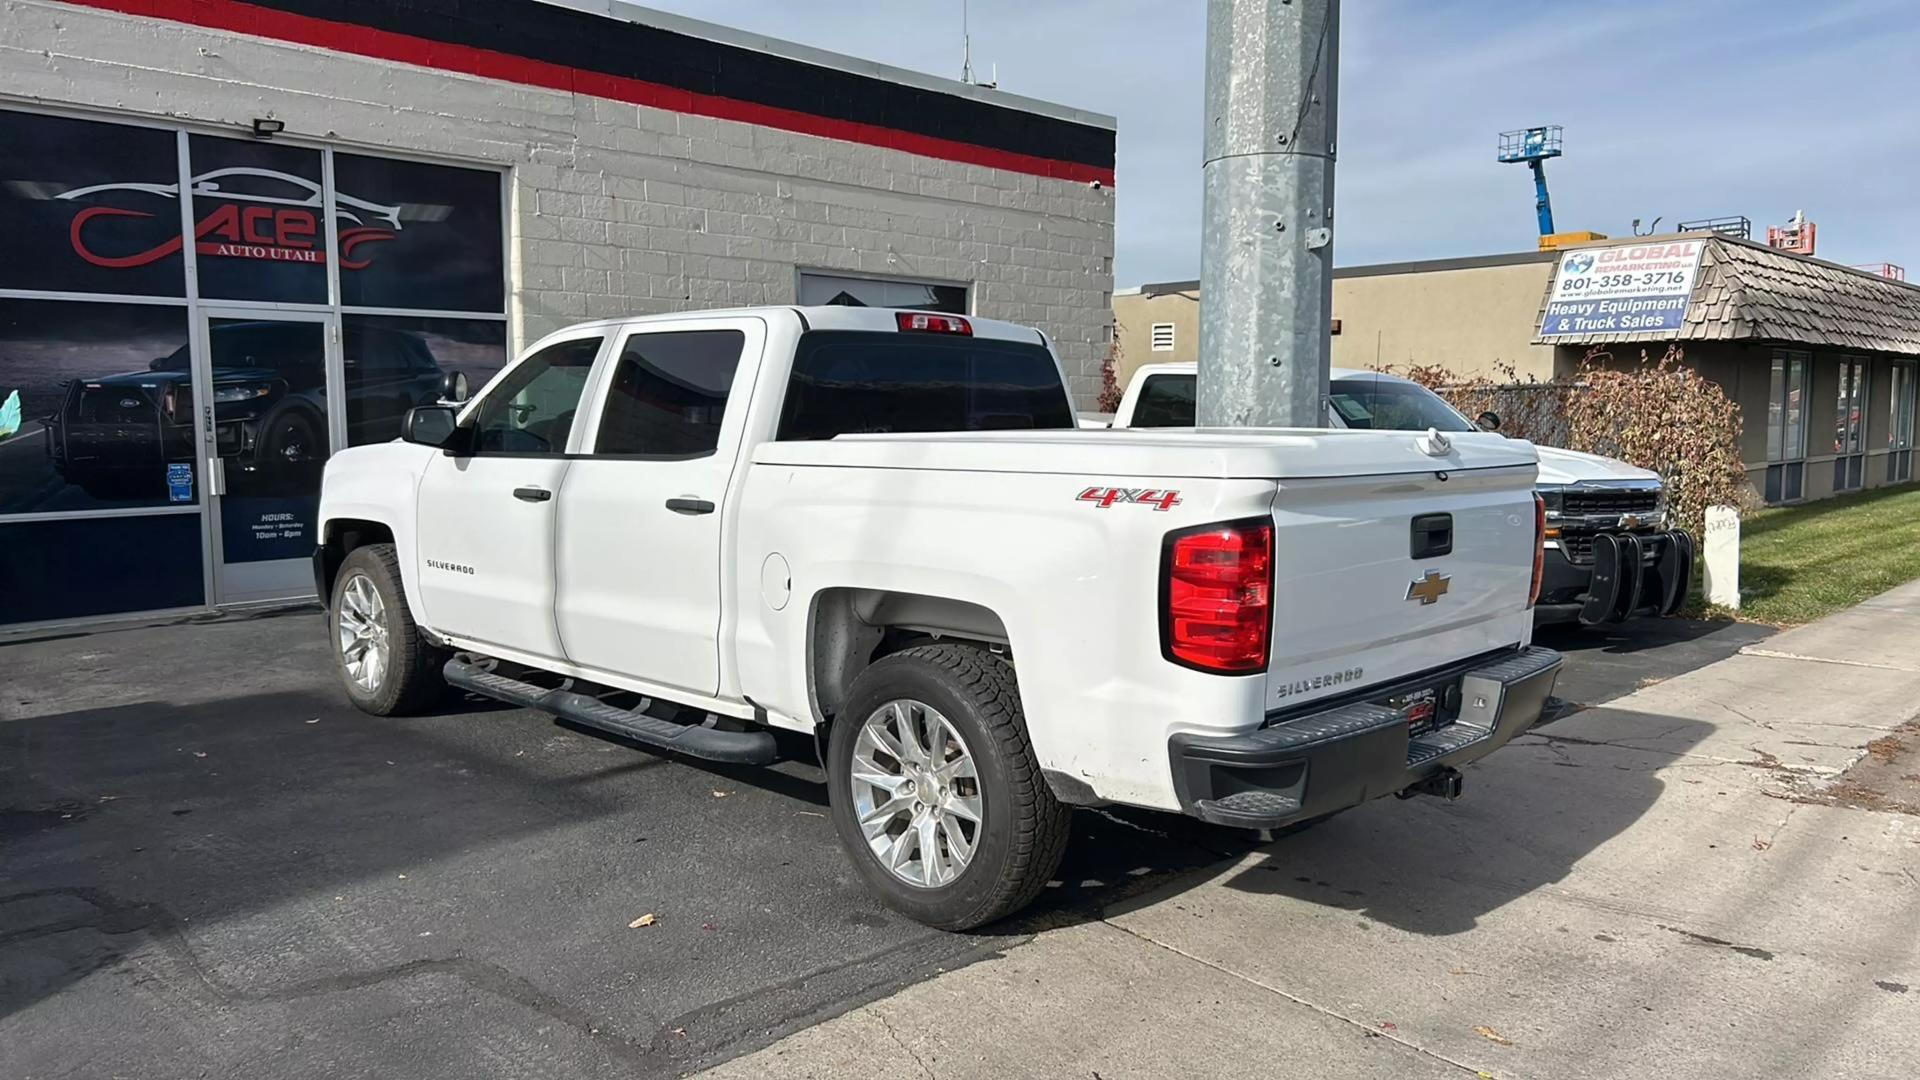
left=240, top=0, right=1116, bottom=171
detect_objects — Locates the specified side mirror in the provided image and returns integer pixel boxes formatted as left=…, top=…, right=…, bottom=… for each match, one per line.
left=1476, top=411, right=1501, bottom=432
left=401, top=405, right=460, bottom=450
left=438, top=370, right=470, bottom=403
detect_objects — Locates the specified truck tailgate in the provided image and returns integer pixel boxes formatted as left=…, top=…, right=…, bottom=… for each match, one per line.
left=1264, top=463, right=1537, bottom=712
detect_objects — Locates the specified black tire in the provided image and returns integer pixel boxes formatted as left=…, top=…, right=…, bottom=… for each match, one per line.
left=262, top=409, right=322, bottom=467
left=827, top=644, right=1070, bottom=930
left=329, top=544, right=446, bottom=716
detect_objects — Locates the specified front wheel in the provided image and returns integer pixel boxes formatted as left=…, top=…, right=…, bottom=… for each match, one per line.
left=828, top=644, right=1070, bottom=930
left=331, top=544, right=446, bottom=715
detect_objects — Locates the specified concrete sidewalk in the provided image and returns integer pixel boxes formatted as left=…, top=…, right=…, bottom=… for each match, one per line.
left=700, top=584, right=1920, bottom=1080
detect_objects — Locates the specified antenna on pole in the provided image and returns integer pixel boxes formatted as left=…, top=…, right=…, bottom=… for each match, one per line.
left=961, top=0, right=976, bottom=84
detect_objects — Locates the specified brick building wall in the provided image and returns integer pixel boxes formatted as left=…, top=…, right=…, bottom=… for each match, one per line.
left=1, top=0, right=1117, bottom=401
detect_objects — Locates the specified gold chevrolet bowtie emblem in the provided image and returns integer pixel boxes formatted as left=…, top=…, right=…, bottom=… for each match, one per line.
left=1405, top=570, right=1451, bottom=605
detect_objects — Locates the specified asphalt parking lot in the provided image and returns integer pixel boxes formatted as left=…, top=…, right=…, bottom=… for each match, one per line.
left=1, top=610, right=1772, bottom=1079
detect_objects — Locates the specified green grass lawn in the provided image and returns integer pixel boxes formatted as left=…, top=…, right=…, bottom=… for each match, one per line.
left=1726, top=484, right=1920, bottom=625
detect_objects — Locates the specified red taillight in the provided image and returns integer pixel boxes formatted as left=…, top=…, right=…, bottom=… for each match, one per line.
left=895, top=311, right=972, bottom=335
left=1162, top=520, right=1273, bottom=674
left=1529, top=493, right=1546, bottom=608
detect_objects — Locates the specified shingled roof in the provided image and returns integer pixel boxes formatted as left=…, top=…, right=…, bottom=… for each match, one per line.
left=1534, top=234, right=1920, bottom=354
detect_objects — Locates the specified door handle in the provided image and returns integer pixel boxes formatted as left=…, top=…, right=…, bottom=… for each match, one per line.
left=665, top=497, right=715, bottom=515
left=513, top=486, right=552, bottom=503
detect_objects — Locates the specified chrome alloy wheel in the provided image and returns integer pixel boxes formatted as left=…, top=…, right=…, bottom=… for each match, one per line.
left=335, top=572, right=390, bottom=693
left=850, top=699, right=983, bottom=888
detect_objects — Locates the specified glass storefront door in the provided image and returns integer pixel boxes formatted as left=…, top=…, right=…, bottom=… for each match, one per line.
left=197, top=310, right=338, bottom=604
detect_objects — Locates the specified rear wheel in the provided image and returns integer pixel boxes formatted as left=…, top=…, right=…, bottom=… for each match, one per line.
left=828, top=644, right=1070, bottom=930
left=331, top=544, right=446, bottom=715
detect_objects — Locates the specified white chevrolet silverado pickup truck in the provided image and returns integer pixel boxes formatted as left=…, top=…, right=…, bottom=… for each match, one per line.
left=315, top=307, right=1562, bottom=929
left=1114, top=362, right=1695, bottom=627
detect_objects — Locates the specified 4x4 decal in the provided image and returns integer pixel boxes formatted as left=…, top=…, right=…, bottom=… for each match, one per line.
left=1077, top=486, right=1182, bottom=511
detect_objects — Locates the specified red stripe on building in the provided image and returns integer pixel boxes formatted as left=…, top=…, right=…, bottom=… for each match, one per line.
left=63, top=0, right=1116, bottom=186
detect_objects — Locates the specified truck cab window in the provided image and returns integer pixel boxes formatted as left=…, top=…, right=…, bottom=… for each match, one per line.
left=594, top=329, right=744, bottom=456
left=1131, top=375, right=1197, bottom=427
left=1327, top=377, right=1475, bottom=432
left=468, top=337, right=601, bottom=455
left=777, top=331, right=1074, bottom=440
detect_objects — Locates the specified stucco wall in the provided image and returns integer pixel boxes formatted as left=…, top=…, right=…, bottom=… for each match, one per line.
left=2, top=0, right=1116, bottom=401
left=1112, top=288, right=1199, bottom=389
left=1331, top=260, right=1558, bottom=380
left=1112, top=256, right=1560, bottom=398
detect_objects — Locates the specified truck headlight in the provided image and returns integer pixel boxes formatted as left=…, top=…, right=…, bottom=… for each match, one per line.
left=1535, top=487, right=1566, bottom=540
left=213, top=384, right=273, bottom=403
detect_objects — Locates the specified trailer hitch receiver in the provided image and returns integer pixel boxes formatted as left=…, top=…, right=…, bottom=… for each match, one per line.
left=1399, top=766, right=1464, bottom=801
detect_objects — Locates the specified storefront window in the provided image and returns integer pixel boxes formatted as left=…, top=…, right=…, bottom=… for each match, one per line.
left=1832, top=356, right=1867, bottom=492
left=0, top=514, right=205, bottom=624
left=0, top=109, right=185, bottom=297
left=1891, top=362, right=1916, bottom=484
left=1765, top=349, right=1809, bottom=503
left=0, top=299, right=195, bottom=515
left=1, top=107, right=507, bottom=627
left=188, top=135, right=328, bottom=304
left=333, top=153, right=505, bottom=313
left=343, top=315, right=508, bottom=446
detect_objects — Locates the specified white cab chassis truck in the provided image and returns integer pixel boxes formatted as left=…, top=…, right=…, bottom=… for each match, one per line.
left=316, top=308, right=1562, bottom=929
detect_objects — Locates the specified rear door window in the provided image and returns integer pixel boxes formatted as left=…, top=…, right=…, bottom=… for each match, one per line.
left=776, top=331, right=1073, bottom=440
left=593, top=329, right=745, bottom=456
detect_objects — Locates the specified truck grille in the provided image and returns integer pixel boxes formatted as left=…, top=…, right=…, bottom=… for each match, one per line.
left=1563, top=488, right=1660, bottom=516
left=1561, top=532, right=1597, bottom=564
left=75, top=388, right=158, bottom=424
left=1560, top=528, right=1666, bottom=566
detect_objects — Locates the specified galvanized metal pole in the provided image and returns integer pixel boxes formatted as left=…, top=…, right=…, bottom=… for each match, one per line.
left=1197, top=0, right=1339, bottom=428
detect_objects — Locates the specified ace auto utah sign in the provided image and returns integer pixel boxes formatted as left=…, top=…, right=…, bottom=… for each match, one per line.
left=1540, top=240, right=1705, bottom=338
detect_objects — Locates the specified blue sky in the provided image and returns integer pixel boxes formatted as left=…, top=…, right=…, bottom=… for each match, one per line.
left=640, top=0, right=1920, bottom=286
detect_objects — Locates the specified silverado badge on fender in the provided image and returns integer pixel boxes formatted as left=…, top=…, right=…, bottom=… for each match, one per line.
left=1406, top=570, right=1451, bottom=605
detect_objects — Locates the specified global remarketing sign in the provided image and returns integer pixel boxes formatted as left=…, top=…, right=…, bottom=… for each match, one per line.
left=1540, top=240, right=1704, bottom=337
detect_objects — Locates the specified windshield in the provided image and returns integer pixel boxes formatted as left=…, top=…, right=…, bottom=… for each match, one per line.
left=1328, top=376, right=1475, bottom=432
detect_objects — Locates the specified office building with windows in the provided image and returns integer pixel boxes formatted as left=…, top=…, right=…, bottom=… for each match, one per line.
left=0, top=0, right=1115, bottom=629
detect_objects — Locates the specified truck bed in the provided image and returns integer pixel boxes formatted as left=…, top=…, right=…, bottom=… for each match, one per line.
left=753, top=426, right=1539, bottom=480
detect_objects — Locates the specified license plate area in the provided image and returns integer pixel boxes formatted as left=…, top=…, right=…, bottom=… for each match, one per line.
left=1382, top=683, right=1458, bottom=737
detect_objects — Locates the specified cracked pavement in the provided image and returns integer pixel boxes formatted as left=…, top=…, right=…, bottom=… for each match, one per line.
left=2, top=597, right=1891, bottom=1080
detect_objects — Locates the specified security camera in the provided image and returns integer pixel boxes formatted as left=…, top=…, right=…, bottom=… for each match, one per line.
left=1089, top=179, right=1104, bottom=190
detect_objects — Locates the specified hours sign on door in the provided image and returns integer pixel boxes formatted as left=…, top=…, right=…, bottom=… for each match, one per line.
left=1539, top=240, right=1704, bottom=337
